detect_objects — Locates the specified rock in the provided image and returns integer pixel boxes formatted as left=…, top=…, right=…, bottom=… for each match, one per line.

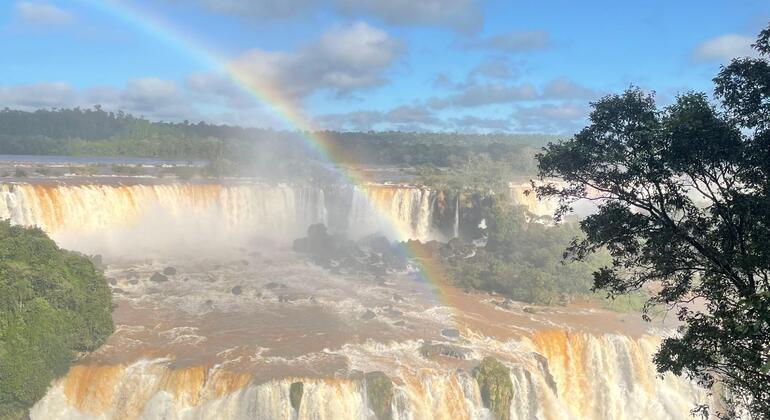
left=347, top=370, right=364, bottom=381
left=150, top=272, right=168, bottom=283
left=289, top=382, right=303, bottom=411
left=111, top=288, right=125, bottom=294
left=361, top=309, right=376, bottom=320
left=163, top=266, right=177, bottom=276
left=441, top=328, right=460, bottom=338
left=125, top=270, right=139, bottom=279
left=358, top=234, right=392, bottom=254
left=204, top=299, right=213, bottom=306
left=522, top=307, right=537, bottom=314
left=392, top=293, right=404, bottom=302
left=265, top=282, right=285, bottom=289
left=364, top=372, right=393, bottom=420
left=384, top=307, right=402, bottom=317
left=473, top=357, right=513, bottom=420
left=108, top=278, right=117, bottom=285
left=128, top=279, right=139, bottom=285
left=420, top=343, right=468, bottom=360
left=205, top=275, right=217, bottom=283
left=531, top=353, right=557, bottom=395
left=231, top=285, right=243, bottom=295
left=278, top=295, right=297, bottom=303
left=393, top=320, right=407, bottom=327
left=90, top=254, right=106, bottom=271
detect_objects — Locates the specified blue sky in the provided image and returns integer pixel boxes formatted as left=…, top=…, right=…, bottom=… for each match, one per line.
left=1, top=0, right=768, bottom=133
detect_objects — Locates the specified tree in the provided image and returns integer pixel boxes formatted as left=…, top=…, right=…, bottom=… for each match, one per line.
left=534, top=24, right=770, bottom=418
left=0, top=221, right=113, bottom=419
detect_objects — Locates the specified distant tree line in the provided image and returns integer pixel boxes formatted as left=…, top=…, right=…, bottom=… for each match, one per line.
left=0, top=108, right=554, bottom=178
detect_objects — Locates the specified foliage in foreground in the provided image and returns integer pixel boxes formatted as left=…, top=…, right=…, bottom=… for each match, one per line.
left=535, top=24, right=770, bottom=418
left=0, top=221, right=113, bottom=419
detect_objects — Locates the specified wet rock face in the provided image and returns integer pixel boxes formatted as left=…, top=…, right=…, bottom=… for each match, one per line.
left=364, top=371, right=393, bottom=420
left=292, top=224, right=407, bottom=275
left=473, top=357, right=513, bottom=420
left=150, top=272, right=168, bottom=283
left=441, top=328, right=460, bottom=338
left=419, top=342, right=468, bottom=360
left=289, top=382, right=303, bottom=411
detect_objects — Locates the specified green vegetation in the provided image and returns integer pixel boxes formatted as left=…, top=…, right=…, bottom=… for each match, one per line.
left=535, top=24, right=770, bottom=418
left=444, top=196, right=604, bottom=305
left=0, top=221, right=113, bottom=419
left=473, top=357, right=513, bottom=420
left=0, top=108, right=553, bottom=180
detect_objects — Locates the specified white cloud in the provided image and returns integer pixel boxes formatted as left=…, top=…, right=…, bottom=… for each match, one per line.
left=15, top=1, right=75, bottom=26
left=468, top=58, right=518, bottom=80
left=334, top=0, right=481, bottom=33
left=0, top=79, right=198, bottom=122
left=428, top=77, right=597, bottom=109
left=512, top=102, right=589, bottom=133
left=450, top=115, right=512, bottom=131
left=541, top=78, right=597, bottom=100
left=691, top=34, right=758, bottom=63
left=318, top=104, right=443, bottom=131
left=429, top=82, right=538, bottom=109
left=230, top=22, right=402, bottom=100
left=0, top=82, right=75, bottom=108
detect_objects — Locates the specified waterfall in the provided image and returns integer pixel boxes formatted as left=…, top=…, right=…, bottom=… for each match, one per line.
left=0, top=183, right=443, bottom=253
left=30, top=331, right=708, bottom=420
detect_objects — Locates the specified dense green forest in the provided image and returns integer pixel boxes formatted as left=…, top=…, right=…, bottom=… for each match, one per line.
left=0, top=221, right=113, bottom=419
left=0, top=108, right=553, bottom=176
left=439, top=196, right=613, bottom=306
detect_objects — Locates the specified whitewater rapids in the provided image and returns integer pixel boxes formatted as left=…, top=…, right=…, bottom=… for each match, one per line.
left=0, top=180, right=708, bottom=419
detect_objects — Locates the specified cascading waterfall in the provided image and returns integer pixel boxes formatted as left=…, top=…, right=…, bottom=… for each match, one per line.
left=2, top=180, right=709, bottom=419
left=30, top=331, right=707, bottom=420
left=0, top=183, right=440, bottom=253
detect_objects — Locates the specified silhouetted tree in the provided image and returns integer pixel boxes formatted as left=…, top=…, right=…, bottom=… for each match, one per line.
left=535, top=24, right=770, bottom=418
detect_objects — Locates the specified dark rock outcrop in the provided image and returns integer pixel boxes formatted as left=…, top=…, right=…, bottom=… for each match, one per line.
left=163, top=266, right=177, bottom=276
left=231, top=285, right=243, bottom=295
left=289, top=381, right=303, bottom=411
left=441, top=328, right=460, bottom=338
left=150, top=272, right=168, bottom=283
left=364, top=371, right=393, bottom=420
left=420, top=342, right=468, bottom=360
left=293, top=223, right=407, bottom=275
left=472, top=357, right=513, bottom=420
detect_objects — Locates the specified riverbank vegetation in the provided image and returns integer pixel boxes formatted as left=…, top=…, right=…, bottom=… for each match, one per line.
left=0, top=108, right=553, bottom=180
left=0, top=221, right=113, bottom=419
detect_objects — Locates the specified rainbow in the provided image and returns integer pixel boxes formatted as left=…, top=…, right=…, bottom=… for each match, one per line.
left=75, top=0, right=460, bottom=315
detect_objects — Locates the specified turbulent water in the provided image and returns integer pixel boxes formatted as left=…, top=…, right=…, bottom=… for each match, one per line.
left=0, top=182, right=554, bottom=255
left=0, top=180, right=708, bottom=419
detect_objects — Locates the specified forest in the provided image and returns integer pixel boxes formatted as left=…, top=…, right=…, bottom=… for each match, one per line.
left=0, top=108, right=552, bottom=175
left=0, top=221, right=113, bottom=419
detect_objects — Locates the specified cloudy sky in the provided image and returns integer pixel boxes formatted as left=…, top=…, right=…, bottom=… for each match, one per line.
left=1, top=0, right=768, bottom=133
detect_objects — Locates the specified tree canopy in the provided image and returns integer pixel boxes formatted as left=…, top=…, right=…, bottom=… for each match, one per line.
left=0, top=221, right=113, bottom=419
left=535, top=24, right=770, bottom=418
